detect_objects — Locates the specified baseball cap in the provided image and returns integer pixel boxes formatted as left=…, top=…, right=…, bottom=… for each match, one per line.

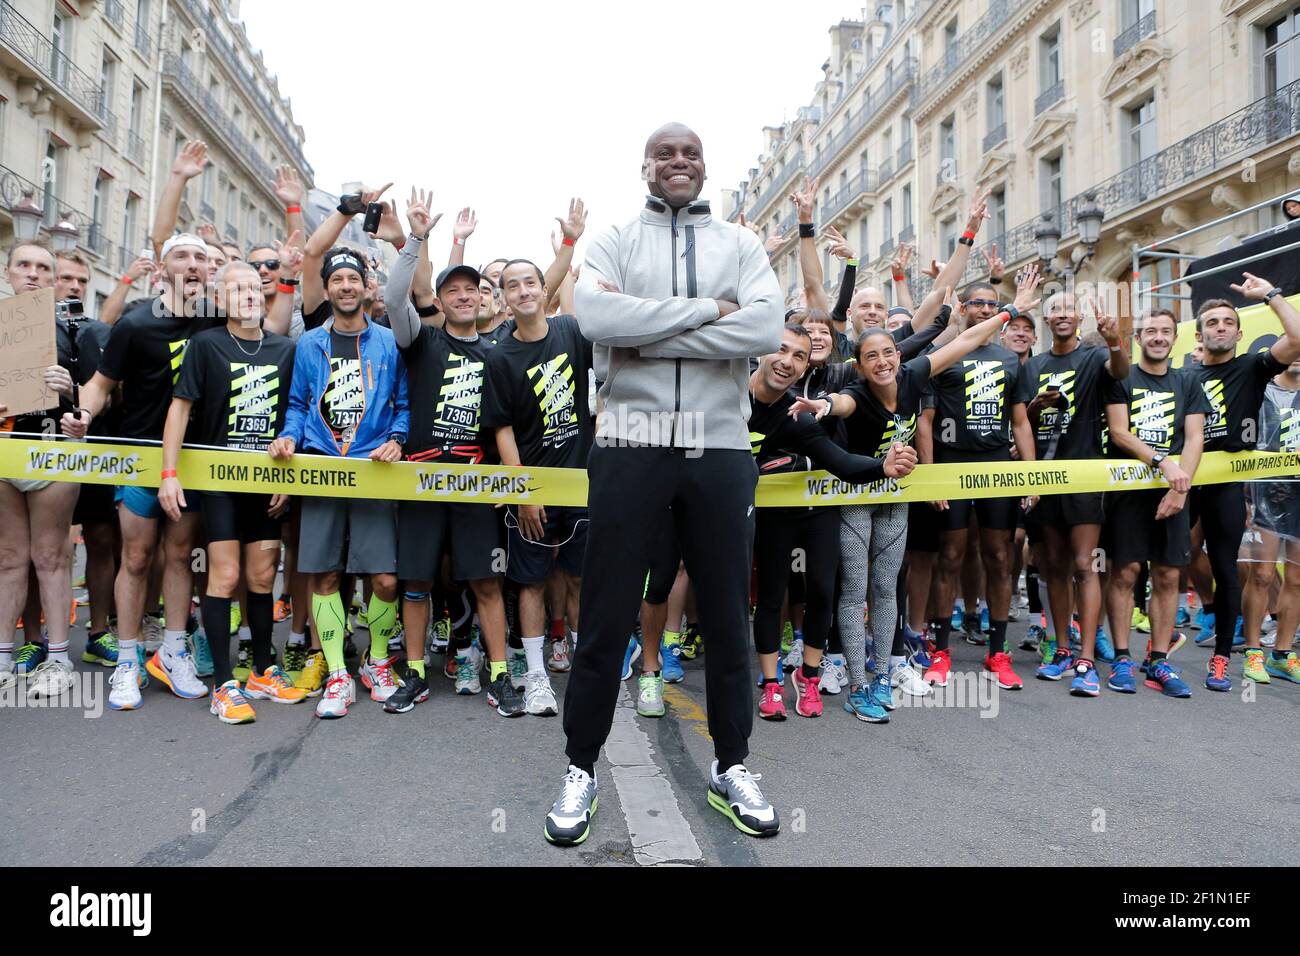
left=160, top=233, right=207, bottom=259
left=435, top=264, right=481, bottom=294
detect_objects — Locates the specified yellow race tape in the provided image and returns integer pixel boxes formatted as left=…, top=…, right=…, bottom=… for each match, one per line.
left=1, top=438, right=1295, bottom=508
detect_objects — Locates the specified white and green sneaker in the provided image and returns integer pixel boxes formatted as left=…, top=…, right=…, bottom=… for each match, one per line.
left=637, top=673, right=665, bottom=717
left=707, top=760, right=779, bottom=837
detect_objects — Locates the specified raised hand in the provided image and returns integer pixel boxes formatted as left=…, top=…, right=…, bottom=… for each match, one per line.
left=196, top=221, right=220, bottom=245
left=405, top=187, right=440, bottom=240
left=738, top=213, right=760, bottom=237
left=453, top=207, right=477, bottom=242
left=789, top=395, right=831, bottom=421
left=921, top=258, right=945, bottom=279
left=172, top=140, right=208, bottom=180
left=274, top=165, right=304, bottom=207
left=361, top=182, right=394, bottom=207
left=1096, top=310, right=1123, bottom=348
left=124, top=256, right=156, bottom=283
left=274, top=231, right=305, bottom=279
left=981, top=242, right=1005, bottom=281
left=556, top=197, right=587, bottom=243
left=1012, top=264, right=1042, bottom=314
left=1229, top=272, right=1276, bottom=301
left=370, top=199, right=405, bottom=245
left=791, top=175, right=819, bottom=224
left=825, top=225, right=856, bottom=261
left=764, top=233, right=787, bottom=256
left=965, top=185, right=992, bottom=234
left=890, top=242, right=913, bottom=276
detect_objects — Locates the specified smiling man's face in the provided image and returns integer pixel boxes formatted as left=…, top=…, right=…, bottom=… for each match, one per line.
left=644, top=124, right=705, bottom=207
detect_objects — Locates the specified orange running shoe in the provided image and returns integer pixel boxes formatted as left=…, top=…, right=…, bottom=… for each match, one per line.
left=244, top=665, right=308, bottom=704
left=210, top=681, right=256, bottom=724
left=273, top=594, right=292, bottom=623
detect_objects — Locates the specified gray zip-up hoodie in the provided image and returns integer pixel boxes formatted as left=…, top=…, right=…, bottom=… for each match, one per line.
left=575, top=197, right=783, bottom=452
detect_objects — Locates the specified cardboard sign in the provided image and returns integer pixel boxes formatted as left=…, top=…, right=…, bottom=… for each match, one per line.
left=0, top=288, right=57, bottom=419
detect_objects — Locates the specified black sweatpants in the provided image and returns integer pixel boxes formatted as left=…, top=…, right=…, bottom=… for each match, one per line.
left=565, top=445, right=758, bottom=770
left=753, top=506, right=838, bottom=655
left=1191, top=482, right=1248, bottom=658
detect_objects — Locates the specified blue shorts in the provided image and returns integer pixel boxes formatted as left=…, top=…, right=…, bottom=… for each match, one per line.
left=115, top=485, right=196, bottom=520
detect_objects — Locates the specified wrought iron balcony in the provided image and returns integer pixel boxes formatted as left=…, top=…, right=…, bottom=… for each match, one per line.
left=133, top=22, right=151, bottom=57
left=162, top=53, right=278, bottom=187
left=823, top=167, right=880, bottom=223
left=898, top=223, right=915, bottom=244
left=748, top=158, right=805, bottom=221
left=1114, top=10, right=1156, bottom=58
left=0, top=0, right=108, bottom=126
left=896, top=140, right=913, bottom=168
left=0, top=162, right=113, bottom=262
left=918, top=0, right=1035, bottom=103
left=878, top=155, right=895, bottom=183
left=126, top=128, right=148, bottom=167
left=983, top=122, right=1007, bottom=152
left=808, top=57, right=917, bottom=180
left=86, top=222, right=109, bottom=256
left=1035, top=79, right=1065, bottom=116
left=225, top=223, right=238, bottom=242
left=200, top=200, right=215, bottom=221
left=104, top=0, right=125, bottom=31
left=879, top=237, right=895, bottom=259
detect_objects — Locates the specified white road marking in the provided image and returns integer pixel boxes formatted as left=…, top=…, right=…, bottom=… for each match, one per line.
left=605, top=683, right=702, bottom=865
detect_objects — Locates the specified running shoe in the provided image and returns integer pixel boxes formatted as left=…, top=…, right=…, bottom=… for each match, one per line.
left=1132, top=608, right=1151, bottom=634
left=870, top=673, right=896, bottom=711
left=544, top=766, right=597, bottom=846
left=315, top=672, right=356, bottom=718
left=430, top=618, right=451, bottom=653
left=902, top=625, right=932, bottom=669
left=1007, top=606, right=1021, bottom=623
left=843, top=683, right=888, bottom=722
left=1039, top=637, right=1057, bottom=666
left=1260, top=618, right=1277, bottom=648
left=12, top=641, right=46, bottom=677
left=708, top=761, right=779, bottom=837
left=1204, top=654, right=1232, bottom=693
left=245, top=666, right=309, bottom=704
left=962, top=616, right=987, bottom=646
left=1036, top=650, right=1074, bottom=681
left=26, top=659, right=74, bottom=699
left=923, top=649, right=952, bottom=688
left=980, top=604, right=990, bottom=631
left=454, top=647, right=482, bottom=695
left=661, top=637, right=685, bottom=684
left=1194, top=607, right=1215, bottom=635
left=282, top=642, right=308, bottom=678
left=147, top=646, right=209, bottom=699
left=1174, top=605, right=1192, bottom=629
left=81, top=631, right=118, bottom=667
left=0, top=660, right=15, bottom=691
left=273, top=594, right=292, bottom=623
left=637, top=673, right=665, bottom=717
left=1021, top=624, right=1046, bottom=653
left=891, top=659, right=930, bottom=697
left=233, top=639, right=253, bottom=682
left=790, top=668, right=823, bottom=718
left=950, top=602, right=964, bottom=630
left=1265, top=651, right=1300, bottom=683
left=210, top=680, right=256, bottom=724
left=983, top=651, right=1023, bottom=690
left=295, top=650, right=328, bottom=697
left=620, top=633, right=641, bottom=680
left=142, top=614, right=163, bottom=652
left=523, top=671, right=559, bottom=717
left=108, top=662, right=143, bottom=711
left=818, top=655, right=843, bottom=695
left=679, top=623, right=703, bottom=660
left=485, top=671, right=525, bottom=717
left=135, top=644, right=149, bottom=688
left=387, top=624, right=406, bottom=660
left=1095, top=628, right=1116, bottom=664
left=1243, top=649, right=1269, bottom=684
left=1069, top=661, right=1100, bottom=697
left=507, top=647, right=528, bottom=691
left=548, top=636, right=572, bottom=673
left=384, top=670, right=430, bottom=714
left=1068, top=621, right=1082, bottom=651
left=342, top=632, right=358, bottom=661
left=780, top=622, right=795, bottom=656
left=1169, top=632, right=1187, bottom=656
left=758, top=681, right=786, bottom=720
left=1107, top=658, right=1137, bottom=694
left=188, top=628, right=213, bottom=678
left=1232, top=616, right=1245, bottom=651
left=782, top=637, right=804, bottom=674
left=1144, top=660, right=1191, bottom=698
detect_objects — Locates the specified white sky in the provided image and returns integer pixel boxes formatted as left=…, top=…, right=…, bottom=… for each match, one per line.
left=242, top=0, right=863, bottom=267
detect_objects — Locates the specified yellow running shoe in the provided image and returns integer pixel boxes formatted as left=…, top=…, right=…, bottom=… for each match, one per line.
left=294, top=650, right=328, bottom=697
left=210, top=680, right=256, bottom=724
left=1243, top=649, right=1270, bottom=684
left=1265, top=651, right=1299, bottom=684
left=245, top=665, right=309, bottom=704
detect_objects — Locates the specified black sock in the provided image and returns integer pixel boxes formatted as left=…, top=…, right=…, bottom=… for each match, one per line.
left=1272, top=650, right=1288, bottom=661
left=1115, top=649, right=1131, bottom=661
left=200, top=595, right=233, bottom=686
left=1150, top=650, right=1167, bottom=662
left=1026, top=566, right=1041, bottom=614
left=963, top=612, right=980, bottom=631
left=988, top=620, right=1008, bottom=654
left=935, top=622, right=951, bottom=652
left=890, top=631, right=905, bottom=656
left=761, top=676, right=781, bottom=685
left=508, top=632, right=523, bottom=650
left=247, top=591, right=275, bottom=674
left=801, top=662, right=819, bottom=679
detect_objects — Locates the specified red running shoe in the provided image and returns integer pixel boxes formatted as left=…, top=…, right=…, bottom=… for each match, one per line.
left=982, top=651, right=1023, bottom=690
left=758, top=681, right=787, bottom=721
left=923, top=648, right=952, bottom=687
left=790, top=668, right=823, bottom=718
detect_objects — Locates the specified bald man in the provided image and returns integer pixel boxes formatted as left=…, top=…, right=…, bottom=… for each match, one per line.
left=540, top=123, right=784, bottom=847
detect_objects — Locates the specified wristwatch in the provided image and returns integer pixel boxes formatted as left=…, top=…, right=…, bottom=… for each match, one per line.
left=1151, top=451, right=1167, bottom=469
left=1265, top=287, right=1284, bottom=301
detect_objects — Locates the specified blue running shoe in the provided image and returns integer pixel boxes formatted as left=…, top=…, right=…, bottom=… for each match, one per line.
left=189, top=628, right=213, bottom=678
left=1107, top=658, right=1137, bottom=693
left=1195, top=607, right=1215, bottom=635
left=1095, top=628, right=1116, bottom=663
left=13, top=640, right=47, bottom=676
left=1036, top=651, right=1074, bottom=681
left=1205, top=654, right=1231, bottom=692
left=621, top=634, right=641, bottom=681
left=844, top=683, right=889, bottom=723
left=950, top=602, right=964, bottom=631
left=136, top=644, right=150, bottom=689
left=1068, top=621, right=1081, bottom=652
left=870, top=674, right=895, bottom=712
left=1070, top=662, right=1100, bottom=697
left=1232, top=616, right=1244, bottom=650
left=660, top=637, right=684, bottom=684
left=81, top=632, right=118, bottom=667
left=1021, top=624, right=1046, bottom=652
left=979, top=604, right=990, bottom=632
left=1175, top=605, right=1192, bottom=629
left=1145, top=659, right=1191, bottom=698
left=902, top=625, right=931, bottom=669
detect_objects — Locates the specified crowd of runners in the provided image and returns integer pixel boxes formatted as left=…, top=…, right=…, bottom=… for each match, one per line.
left=2, top=125, right=1298, bottom=847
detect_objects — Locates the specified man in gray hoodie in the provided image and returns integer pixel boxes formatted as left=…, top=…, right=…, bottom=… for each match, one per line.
left=544, top=123, right=785, bottom=847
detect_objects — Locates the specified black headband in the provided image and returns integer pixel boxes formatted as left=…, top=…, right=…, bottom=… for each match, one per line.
left=322, top=251, right=367, bottom=282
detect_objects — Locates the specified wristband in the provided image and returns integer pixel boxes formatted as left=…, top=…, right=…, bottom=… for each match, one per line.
left=120, top=274, right=134, bottom=285
left=160, top=469, right=177, bottom=479
left=891, top=271, right=905, bottom=282
left=415, top=302, right=441, bottom=319
left=957, top=236, right=974, bottom=247
left=798, top=222, right=816, bottom=238
left=277, top=282, right=298, bottom=294
left=1002, top=304, right=1020, bottom=321
left=961, top=230, right=976, bottom=241
left=285, top=204, right=302, bottom=214
left=562, top=237, right=576, bottom=247
left=453, top=237, right=464, bottom=246
left=990, top=275, right=1003, bottom=285
left=846, top=258, right=859, bottom=268
left=1265, top=287, right=1284, bottom=301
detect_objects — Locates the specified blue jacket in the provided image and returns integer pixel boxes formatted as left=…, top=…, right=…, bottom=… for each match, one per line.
left=280, top=316, right=409, bottom=458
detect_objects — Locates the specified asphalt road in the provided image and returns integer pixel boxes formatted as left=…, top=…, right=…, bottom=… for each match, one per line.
left=2, top=605, right=1295, bottom=867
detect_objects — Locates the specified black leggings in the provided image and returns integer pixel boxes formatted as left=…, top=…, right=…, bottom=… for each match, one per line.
left=1192, top=482, right=1248, bottom=657
left=753, top=507, right=839, bottom=655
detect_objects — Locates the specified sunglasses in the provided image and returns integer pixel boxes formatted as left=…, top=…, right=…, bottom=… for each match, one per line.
left=249, top=258, right=281, bottom=272
left=964, top=298, right=1001, bottom=309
